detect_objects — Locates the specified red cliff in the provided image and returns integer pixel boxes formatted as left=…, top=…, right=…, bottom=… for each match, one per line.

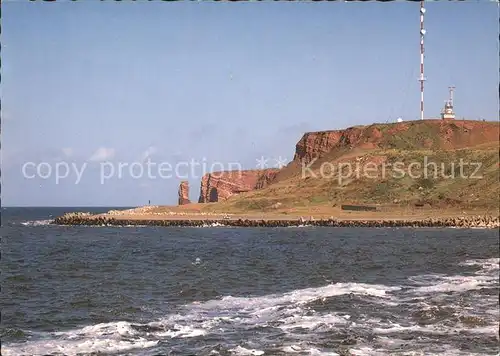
left=293, top=120, right=500, bottom=165
left=293, top=126, right=382, bottom=164
left=198, top=169, right=279, bottom=203
left=178, top=181, right=191, bottom=205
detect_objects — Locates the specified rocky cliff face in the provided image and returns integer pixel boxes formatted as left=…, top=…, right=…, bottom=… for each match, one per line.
left=293, top=126, right=382, bottom=164
left=198, top=169, right=279, bottom=203
left=178, top=181, right=191, bottom=205
left=293, top=120, right=500, bottom=165
left=255, top=169, right=280, bottom=190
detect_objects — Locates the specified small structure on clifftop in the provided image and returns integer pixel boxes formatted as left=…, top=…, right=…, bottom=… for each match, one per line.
left=178, top=181, right=191, bottom=205
left=441, top=86, right=456, bottom=120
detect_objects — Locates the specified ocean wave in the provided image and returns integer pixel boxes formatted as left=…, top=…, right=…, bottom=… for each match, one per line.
left=20, top=219, right=53, bottom=227
left=198, top=222, right=228, bottom=228
left=2, top=258, right=498, bottom=356
left=460, top=257, right=500, bottom=272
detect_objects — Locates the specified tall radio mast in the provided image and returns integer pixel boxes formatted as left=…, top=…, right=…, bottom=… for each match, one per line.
left=419, top=1, right=426, bottom=120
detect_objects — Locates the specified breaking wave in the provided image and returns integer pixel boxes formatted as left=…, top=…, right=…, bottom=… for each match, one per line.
left=20, top=219, right=53, bottom=227
left=3, top=258, right=498, bottom=356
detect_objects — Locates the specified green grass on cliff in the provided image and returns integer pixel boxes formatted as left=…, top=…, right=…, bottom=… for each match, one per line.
left=374, top=121, right=445, bottom=150
left=200, top=147, right=499, bottom=213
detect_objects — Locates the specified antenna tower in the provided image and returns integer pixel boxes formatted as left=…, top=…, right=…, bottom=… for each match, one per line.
left=419, top=1, right=426, bottom=120
left=448, top=86, right=455, bottom=107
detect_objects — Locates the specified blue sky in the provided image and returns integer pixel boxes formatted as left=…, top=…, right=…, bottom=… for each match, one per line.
left=2, top=2, right=498, bottom=207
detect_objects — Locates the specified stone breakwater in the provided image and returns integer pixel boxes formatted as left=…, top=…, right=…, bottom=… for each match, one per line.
left=52, top=213, right=500, bottom=229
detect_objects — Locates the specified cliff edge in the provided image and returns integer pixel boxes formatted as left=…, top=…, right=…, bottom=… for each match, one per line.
left=198, top=169, right=279, bottom=203
left=294, top=119, right=499, bottom=164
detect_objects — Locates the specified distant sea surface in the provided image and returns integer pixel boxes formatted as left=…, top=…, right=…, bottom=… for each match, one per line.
left=2, top=207, right=499, bottom=356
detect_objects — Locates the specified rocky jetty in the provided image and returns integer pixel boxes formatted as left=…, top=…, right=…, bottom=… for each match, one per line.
left=178, top=181, right=191, bottom=205
left=52, top=214, right=500, bottom=229
left=53, top=212, right=93, bottom=220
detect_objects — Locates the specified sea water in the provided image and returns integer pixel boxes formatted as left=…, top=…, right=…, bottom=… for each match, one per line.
left=2, top=207, right=499, bottom=355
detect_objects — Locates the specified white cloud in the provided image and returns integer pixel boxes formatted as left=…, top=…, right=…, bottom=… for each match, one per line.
left=61, top=147, right=73, bottom=158
left=89, top=147, right=115, bottom=162
left=141, top=146, right=157, bottom=161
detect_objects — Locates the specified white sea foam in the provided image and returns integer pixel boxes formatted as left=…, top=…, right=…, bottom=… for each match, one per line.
left=2, top=258, right=498, bottom=356
left=153, top=324, right=207, bottom=338
left=281, top=345, right=340, bottom=356
left=279, top=313, right=349, bottom=331
left=229, top=346, right=265, bottom=355
left=1, top=282, right=398, bottom=356
left=412, top=275, right=497, bottom=294
left=21, top=219, right=53, bottom=226
left=306, top=348, right=340, bottom=356
left=460, top=257, right=500, bottom=273
left=407, top=258, right=498, bottom=296
left=0, top=337, right=158, bottom=356
left=347, top=346, right=387, bottom=356
left=373, top=323, right=454, bottom=336
left=281, top=344, right=305, bottom=353
left=196, top=222, right=228, bottom=228
left=348, top=344, right=490, bottom=356
left=192, top=282, right=400, bottom=312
